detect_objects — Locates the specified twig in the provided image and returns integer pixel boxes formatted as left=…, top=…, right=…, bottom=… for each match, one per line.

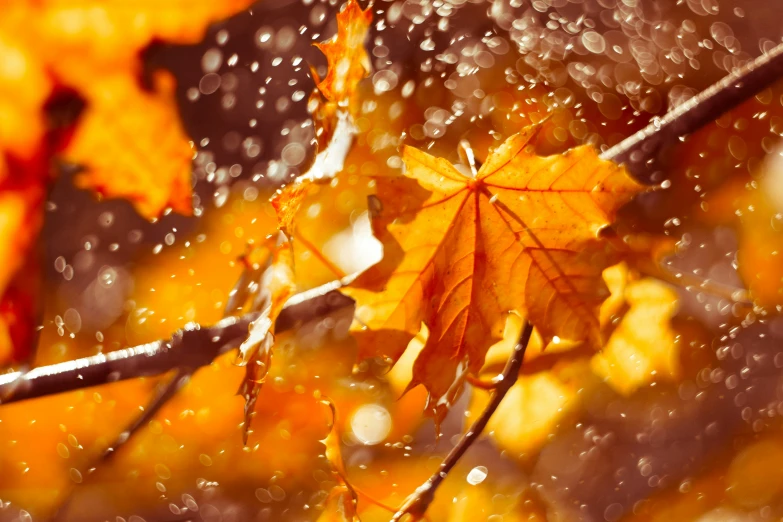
left=0, top=280, right=355, bottom=404
left=390, top=321, right=534, bottom=522
left=601, top=41, right=783, bottom=182
left=48, top=367, right=194, bottom=522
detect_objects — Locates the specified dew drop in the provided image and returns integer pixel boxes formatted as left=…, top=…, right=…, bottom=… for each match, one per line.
left=466, top=466, right=488, bottom=485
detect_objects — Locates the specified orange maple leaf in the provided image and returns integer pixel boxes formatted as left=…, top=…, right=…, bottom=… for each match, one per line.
left=346, top=123, right=643, bottom=419
left=0, top=1, right=253, bottom=365
left=66, top=71, right=193, bottom=218
left=313, top=0, right=372, bottom=107
left=307, top=0, right=371, bottom=149
left=272, top=0, right=371, bottom=236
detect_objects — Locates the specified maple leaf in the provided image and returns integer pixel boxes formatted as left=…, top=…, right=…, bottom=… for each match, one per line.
left=313, top=0, right=372, bottom=108
left=346, top=123, right=643, bottom=419
left=65, top=71, right=193, bottom=218
left=308, top=0, right=370, bottom=148
left=0, top=1, right=253, bottom=364
left=234, top=233, right=296, bottom=443
left=272, top=0, right=370, bottom=236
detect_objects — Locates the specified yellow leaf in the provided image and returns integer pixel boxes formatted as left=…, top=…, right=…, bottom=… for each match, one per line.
left=591, top=277, right=680, bottom=395
left=469, top=371, right=580, bottom=457
left=726, top=438, right=783, bottom=509
left=701, top=167, right=783, bottom=308
left=346, top=122, right=643, bottom=421
left=449, top=483, right=547, bottom=522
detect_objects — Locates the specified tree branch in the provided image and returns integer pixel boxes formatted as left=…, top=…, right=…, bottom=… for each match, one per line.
left=3, top=43, right=783, bottom=406
left=389, top=321, right=534, bottom=522
left=0, top=281, right=354, bottom=404
left=601, top=41, right=783, bottom=182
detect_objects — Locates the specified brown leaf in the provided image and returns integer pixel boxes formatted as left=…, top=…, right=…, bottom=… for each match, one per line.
left=346, top=122, right=643, bottom=420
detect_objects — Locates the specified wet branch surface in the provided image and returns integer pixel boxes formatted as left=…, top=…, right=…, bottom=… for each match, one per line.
left=1, top=41, right=783, bottom=409
left=390, top=321, right=534, bottom=522
left=601, top=41, right=783, bottom=179
left=0, top=283, right=354, bottom=403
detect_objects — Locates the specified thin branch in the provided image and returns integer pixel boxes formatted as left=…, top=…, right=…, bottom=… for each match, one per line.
left=601, top=41, right=783, bottom=182
left=0, top=281, right=355, bottom=404
left=465, top=374, right=499, bottom=390
left=48, top=367, right=193, bottom=522
left=390, top=321, right=534, bottom=522
left=3, top=43, right=783, bottom=406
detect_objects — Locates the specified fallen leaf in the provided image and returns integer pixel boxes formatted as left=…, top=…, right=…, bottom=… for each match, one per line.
left=347, top=122, right=643, bottom=420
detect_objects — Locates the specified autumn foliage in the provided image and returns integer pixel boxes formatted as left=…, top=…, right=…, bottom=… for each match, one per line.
left=2, top=1, right=783, bottom=522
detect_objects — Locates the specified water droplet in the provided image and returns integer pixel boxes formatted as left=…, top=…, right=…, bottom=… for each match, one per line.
left=466, top=466, right=488, bottom=485
left=69, top=468, right=83, bottom=483
left=199, top=73, right=221, bottom=95
left=582, top=31, right=606, bottom=54
left=351, top=404, right=392, bottom=445
left=202, top=48, right=222, bottom=73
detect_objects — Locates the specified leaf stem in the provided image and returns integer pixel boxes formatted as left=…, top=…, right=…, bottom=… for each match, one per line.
left=465, top=374, right=500, bottom=390
left=293, top=228, right=347, bottom=279
left=389, top=321, right=534, bottom=522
